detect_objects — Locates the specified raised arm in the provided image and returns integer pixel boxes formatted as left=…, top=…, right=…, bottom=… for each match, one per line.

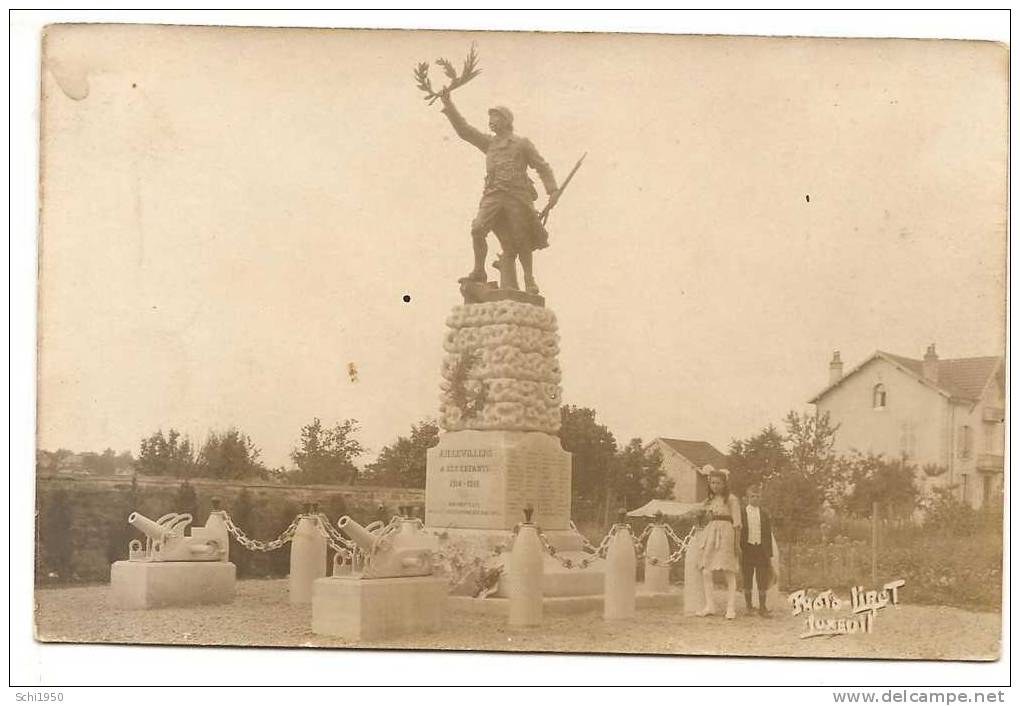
left=439, top=92, right=490, bottom=154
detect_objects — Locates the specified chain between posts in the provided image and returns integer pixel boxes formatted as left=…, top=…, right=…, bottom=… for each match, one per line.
left=220, top=509, right=698, bottom=578
left=530, top=521, right=700, bottom=570
left=222, top=512, right=302, bottom=553
left=568, top=520, right=601, bottom=554
left=647, top=524, right=700, bottom=567
left=535, top=522, right=627, bottom=570
left=221, top=510, right=360, bottom=564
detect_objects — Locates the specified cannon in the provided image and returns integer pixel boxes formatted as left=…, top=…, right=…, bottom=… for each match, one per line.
left=337, top=515, right=437, bottom=579
left=127, top=510, right=229, bottom=562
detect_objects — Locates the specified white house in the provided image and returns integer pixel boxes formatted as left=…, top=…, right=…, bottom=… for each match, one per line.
left=809, top=345, right=1004, bottom=509
left=646, top=437, right=729, bottom=503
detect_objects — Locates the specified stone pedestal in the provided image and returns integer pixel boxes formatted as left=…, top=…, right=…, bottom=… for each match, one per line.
left=438, top=300, right=562, bottom=437
left=110, top=560, right=235, bottom=609
left=426, top=430, right=571, bottom=531
left=427, top=298, right=606, bottom=603
left=311, top=575, right=447, bottom=641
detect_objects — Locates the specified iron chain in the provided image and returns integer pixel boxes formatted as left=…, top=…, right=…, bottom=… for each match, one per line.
left=221, top=511, right=359, bottom=562
left=310, top=513, right=357, bottom=562
left=221, top=511, right=302, bottom=553
left=647, top=524, right=700, bottom=567
left=536, top=522, right=631, bottom=570
left=568, top=520, right=601, bottom=554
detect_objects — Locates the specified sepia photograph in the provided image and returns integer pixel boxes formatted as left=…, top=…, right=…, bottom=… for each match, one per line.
left=24, top=15, right=1008, bottom=678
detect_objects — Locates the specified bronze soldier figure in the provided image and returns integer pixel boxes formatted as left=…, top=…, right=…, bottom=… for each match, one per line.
left=439, top=89, right=559, bottom=295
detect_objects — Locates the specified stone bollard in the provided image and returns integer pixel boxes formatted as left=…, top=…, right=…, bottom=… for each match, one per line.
left=683, top=527, right=705, bottom=615
left=289, top=506, right=328, bottom=605
left=604, top=518, right=637, bottom=620
left=205, top=497, right=229, bottom=558
left=507, top=512, right=543, bottom=627
left=644, top=523, right=671, bottom=593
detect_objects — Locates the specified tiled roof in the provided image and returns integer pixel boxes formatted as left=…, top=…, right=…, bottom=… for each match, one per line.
left=811, top=350, right=1002, bottom=403
left=656, top=438, right=729, bottom=468
left=878, top=351, right=1002, bottom=401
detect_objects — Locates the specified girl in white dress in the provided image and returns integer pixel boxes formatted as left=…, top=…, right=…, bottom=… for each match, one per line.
left=695, top=469, right=742, bottom=619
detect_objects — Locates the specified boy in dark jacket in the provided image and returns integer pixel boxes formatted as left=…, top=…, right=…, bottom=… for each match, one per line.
left=739, top=484, right=775, bottom=616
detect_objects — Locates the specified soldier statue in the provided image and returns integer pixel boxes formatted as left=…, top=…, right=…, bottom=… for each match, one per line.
left=439, top=89, right=559, bottom=296
left=415, top=46, right=582, bottom=299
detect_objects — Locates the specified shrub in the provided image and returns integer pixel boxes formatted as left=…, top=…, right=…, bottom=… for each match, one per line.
left=782, top=513, right=1002, bottom=610
left=921, top=485, right=1000, bottom=536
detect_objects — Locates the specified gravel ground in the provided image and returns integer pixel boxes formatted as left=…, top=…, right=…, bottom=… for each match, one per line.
left=34, top=579, right=1000, bottom=660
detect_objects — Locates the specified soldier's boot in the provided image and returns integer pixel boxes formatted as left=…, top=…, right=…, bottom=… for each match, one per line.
left=519, top=250, right=540, bottom=295
left=498, top=253, right=520, bottom=290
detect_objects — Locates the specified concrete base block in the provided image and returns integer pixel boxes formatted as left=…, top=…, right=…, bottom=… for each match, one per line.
left=311, top=575, right=448, bottom=641
left=449, top=586, right=684, bottom=617
left=110, top=560, right=235, bottom=609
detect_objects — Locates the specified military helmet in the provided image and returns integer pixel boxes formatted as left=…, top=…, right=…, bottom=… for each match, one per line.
left=488, top=105, right=514, bottom=127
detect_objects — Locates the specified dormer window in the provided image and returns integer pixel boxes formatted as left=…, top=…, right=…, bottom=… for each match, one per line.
left=872, top=383, right=887, bottom=409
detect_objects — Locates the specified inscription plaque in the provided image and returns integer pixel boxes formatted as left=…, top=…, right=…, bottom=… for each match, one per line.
left=425, top=430, right=572, bottom=531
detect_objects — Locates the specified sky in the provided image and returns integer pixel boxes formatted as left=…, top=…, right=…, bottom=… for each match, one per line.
left=37, top=25, right=1007, bottom=468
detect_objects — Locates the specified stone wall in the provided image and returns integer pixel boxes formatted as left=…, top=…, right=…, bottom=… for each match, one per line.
left=35, top=474, right=424, bottom=583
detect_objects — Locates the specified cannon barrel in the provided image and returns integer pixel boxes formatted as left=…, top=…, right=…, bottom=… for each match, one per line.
left=128, top=512, right=167, bottom=541
left=337, top=516, right=378, bottom=552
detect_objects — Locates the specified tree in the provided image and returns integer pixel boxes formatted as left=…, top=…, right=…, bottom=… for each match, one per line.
left=363, top=420, right=439, bottom=488
left=921, top=484, right=995, bottom=536
left=558, top=406, right=618, bottom=524
left=611, top=438, right=674, bottom=512
left=196, top=428, right=269, bottom=480
left=79, top=448, right=135, bottom=476
left=784, top=410, right=841, bottom=504
left=175, top=480, right=199, bottom=522
left=727, top=424, right=787, bottom=496
left=841, top=451, right=920, bottom=520
left=136, top=429, right=196, bottom=477
left=727, top=411, right=841, bottom=536
left=288, top=418, right=365, bottom=485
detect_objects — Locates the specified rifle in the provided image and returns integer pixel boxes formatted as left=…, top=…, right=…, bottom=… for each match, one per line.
left=540, top=152, right=587, bottom=226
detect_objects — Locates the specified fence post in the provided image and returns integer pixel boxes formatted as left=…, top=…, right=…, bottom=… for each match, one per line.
left=643, top=523, right=670, bottom=593
left=508, top=521, right=544, bottom=627
left=604, top=523, right=637, bottom=620
left=871, top=501, right=878, bottom=586
left=787, top=543, right=795, bottom=589
left=289, top=507, right=327, bottom=605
